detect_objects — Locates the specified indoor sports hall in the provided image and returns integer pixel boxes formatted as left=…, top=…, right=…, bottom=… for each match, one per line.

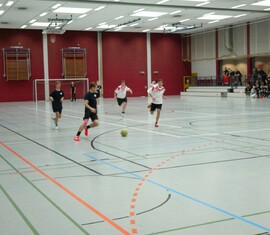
left=1, top=0, right=270, bottom=235
left=1, top=96, right=270, bottom=235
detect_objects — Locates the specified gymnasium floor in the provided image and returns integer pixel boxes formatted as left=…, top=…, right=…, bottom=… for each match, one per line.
left=1, top=95, right=270, bottom=235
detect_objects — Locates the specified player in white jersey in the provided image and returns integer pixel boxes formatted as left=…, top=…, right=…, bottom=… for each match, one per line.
left=147, top=79, right=166, bottom=127
left=114, top=80, right=133, bottom=113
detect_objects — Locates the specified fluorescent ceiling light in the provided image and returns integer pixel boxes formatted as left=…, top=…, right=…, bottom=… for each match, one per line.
left=170, top=10, right=182, bottom=15
left=6, top=1, right=14, bottom=7
left=231, top=4, right=246, bottom=9
left=99, top=22, right=107, bottom=25
left=130, top=23, right=139, bottom=26
left=54, top=7, right=91, bottom=14
left=95, top=6, right=105, bottom=11
left=197, top=14, right=232, bottom=20
left=179, top=19, right=190, bottom=22
left=85, top=27, right=93, bottom=30
left=264, top=7, right=270, bottom=10
left=155, top=26, right=174, bottom=30
left=0, top=4, right=2, bottom=7
left=31, top=22, right=50, bottom=27
left=234, top=14, right=247, bottom=18
left=40, top=12, right=48, bottom=17
left=29, top=19, right=36, bottom=23
left=0, top=10, right=4, bottom=15
left=208, top=20, right=219, bottom=24
left=79, top=14, right=87, bottom=18
left=131, top=11, right=168, bottom=17
left=21, top=25, right=27, bottom=29
left=96, top=24, right=117, bottom=29
left=196, top=2, right=210, bottom=6
left=115, top=28, right=122, bottom=31
left=143, top=29, right=150, bottom=32
left=52, top=4, right=61, bottom=9
left=157, top=0, right=170, bottom=4
left=252, top=0, right=270, bottom=6
left=67, top=21, right=73, bottom=25
left=115, top=16, right=124, bottom=20
left=148, top=17, right=158, bottom=21
left=133, top=8, right=144, bottom=13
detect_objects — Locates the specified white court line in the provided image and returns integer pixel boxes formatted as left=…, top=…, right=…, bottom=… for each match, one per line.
left=19, top=105, right=270, bottom=140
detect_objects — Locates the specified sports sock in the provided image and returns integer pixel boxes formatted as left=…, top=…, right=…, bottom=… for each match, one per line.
left=76, top=131, right=81, bottom=136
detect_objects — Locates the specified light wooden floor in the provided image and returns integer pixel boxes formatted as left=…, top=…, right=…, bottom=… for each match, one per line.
left=1, top=96, right=270, bottom=235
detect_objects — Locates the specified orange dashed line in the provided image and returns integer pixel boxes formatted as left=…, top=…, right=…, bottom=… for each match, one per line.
left=128, top=143, right=213, bottom=234
left=0, top=142, right=131, bottom=235
left=130, top=220, right=136, bottom=224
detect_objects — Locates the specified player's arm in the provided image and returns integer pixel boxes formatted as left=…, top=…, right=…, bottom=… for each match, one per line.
left=114, top=88, right=118, bottom=98
left=147, top=87, right=155, bottom=100
left=128, top=88, right=133, bottom=94
left=49, top=96, right=54, bottom=102
left=84, top=100, right=96, bottom=113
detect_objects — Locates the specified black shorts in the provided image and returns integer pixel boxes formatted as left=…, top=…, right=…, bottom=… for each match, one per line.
left=117, top=97, right=127, bottom=106
left=150, top=103, right=162, bottom=111
left=83, top=109, right=98, bottom=122
left=52, top=104, right=62, bottom=113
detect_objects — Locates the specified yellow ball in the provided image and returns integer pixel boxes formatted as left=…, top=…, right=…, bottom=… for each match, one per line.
left=121, top=129, right=128, bottom=137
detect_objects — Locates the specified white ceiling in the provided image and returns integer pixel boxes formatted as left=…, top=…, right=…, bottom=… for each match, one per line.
left=1, top=0, right=270, bottom=34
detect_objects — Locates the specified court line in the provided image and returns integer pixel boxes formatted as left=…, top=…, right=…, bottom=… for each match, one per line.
left=0, top=141, right=131, bottom=235
left=0, top=154, right=90, bottom=235
left=146, top=209, right=270, bottom=234
left=0, top=184, right=39, bottom=234
left=84, top=153, right=270, bottom=233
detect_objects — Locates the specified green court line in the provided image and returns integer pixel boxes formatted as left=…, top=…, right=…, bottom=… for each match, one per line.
left=0, top=154, right=90, bottom=235
left=147, top=210, right=270, bottom=235
left=0, top=184, right=39, bottom=234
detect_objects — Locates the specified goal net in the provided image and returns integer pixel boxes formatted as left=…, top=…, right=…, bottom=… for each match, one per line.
left=34, top=78, right=89, bottom=102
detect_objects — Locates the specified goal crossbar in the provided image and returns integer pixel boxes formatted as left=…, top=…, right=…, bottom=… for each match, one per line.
left=34, top=78, right=89, bottom=102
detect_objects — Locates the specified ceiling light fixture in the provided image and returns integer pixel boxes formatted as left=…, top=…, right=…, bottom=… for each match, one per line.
left=131, top=11, right=167, bottom=17
left=231, top=4, right=246, bottom=9
left=196, top=2, right=210, bottom=6
left=234, top=14, right=247, bottom=18
left=156, top=0, right=170, bottom=4
left=252, top=0, right=270, bottom=6
left=6, top=1, right=14, bottom=7
left=95, top=6, right=105, bottom=11
left=54, top=7, right=91, bottom=14
left=52, top=4, right=61, bottom=9
left=170, top=10, right=182, bottom=15
left=40, top=12, right=48, bottom=17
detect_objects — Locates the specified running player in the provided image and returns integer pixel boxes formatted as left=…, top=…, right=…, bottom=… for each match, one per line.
left=147, top=79, right=166, bottom=127
left=74, top=82, right=99, bottom=141
left=49, top=81, right=64, bottom=130
left=114, top=80, right=133, bottom=113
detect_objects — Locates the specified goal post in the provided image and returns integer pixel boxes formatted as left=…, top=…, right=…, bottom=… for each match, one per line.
left=33, top=78, right=89, bottom=102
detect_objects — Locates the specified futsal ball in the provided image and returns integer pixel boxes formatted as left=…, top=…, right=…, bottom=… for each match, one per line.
left=121, top=129, right=128, bottom=137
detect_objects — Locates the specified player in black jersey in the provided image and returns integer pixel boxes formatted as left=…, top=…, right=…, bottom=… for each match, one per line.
left=74, top=82, right=99, bottom=141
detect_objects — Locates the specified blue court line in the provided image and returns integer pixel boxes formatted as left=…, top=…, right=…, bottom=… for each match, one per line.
left=84, top=153, right=270, bottom=232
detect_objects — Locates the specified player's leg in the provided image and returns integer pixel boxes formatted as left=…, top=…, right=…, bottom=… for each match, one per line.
left=74, top=119, right=89, bottom=141
left=155, top=109, right=161, bottom=127
left=121, top=98, right=128, bottom=113
left=54, top=111, right=60, bottom=129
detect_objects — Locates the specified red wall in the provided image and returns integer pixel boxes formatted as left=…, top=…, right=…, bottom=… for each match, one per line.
left=0, top=29, right=44, bottom=102
left=47, top=31, right=98, bottom=99
left=0, top=29, right=191, bottom=101
left=151, top=34, right=190, bottom=95
left=102, top=32, right=147, bottom=98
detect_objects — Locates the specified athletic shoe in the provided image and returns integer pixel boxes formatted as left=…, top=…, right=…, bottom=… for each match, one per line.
left=84, top=127, right=88, bottom=136
left=155, top=122, right=159, bottom=127
left=122, top=111, right=125, bottom=114
left=55, top=126, right=58, bottom=130
left=74, top=136, right=80, bottom=141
